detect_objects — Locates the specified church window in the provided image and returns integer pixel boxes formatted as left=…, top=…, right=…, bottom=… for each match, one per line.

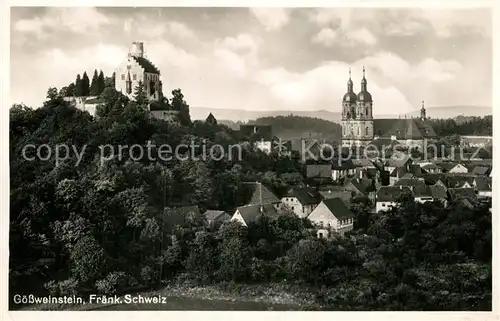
left=366, top=127, right=369, bottom=135
left=121, top=74, right=125, bottom=80
left=357, top=127, right=360, bottom=135
left=133, top=74, right=137, bottom=80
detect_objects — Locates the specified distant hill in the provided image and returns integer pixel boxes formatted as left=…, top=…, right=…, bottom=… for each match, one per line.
left=409, top=106, right=492, bottom=119
left=250, top=115, right=342, bottom=142
left=190, top=105, right=492, bottom=123
left=190, top=107, right=342, bottom=123
left=216, top=115, right=342, bottom=142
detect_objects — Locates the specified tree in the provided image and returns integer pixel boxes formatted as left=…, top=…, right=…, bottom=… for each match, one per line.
left=75, top=74, right=83, bottom=97
left=81, top=72, right=90, bottom=96
left=90, top=69, right=99, bottom=96
left=97, top=70, right=106, bottom=95
left=46, top=87, right=59, bottom=101
left=134, top=81, right=149, bottom=107
left=171, top=89, right=191, bottom=126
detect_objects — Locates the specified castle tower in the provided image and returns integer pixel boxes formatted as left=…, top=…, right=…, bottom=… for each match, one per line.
left=420, top=100, right=427, bottom=120
left=131, top=41, right=144, bottom=58
left=341, top=67, right=374, bottom=147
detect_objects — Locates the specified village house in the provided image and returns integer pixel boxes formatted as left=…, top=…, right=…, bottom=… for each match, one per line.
left=245, top=182, right=282, bottom=211
left=375, top=186, right=412, bottom=212
left=421, top=163, right=442, bottom=174
left=393, top=178, right=427, bottom=192
left=305, top=164, right=333, bottom=185
left=307, top=197, right=355, bottom=238
left=205, top=112, right=218, bottom=125
left=473, top=177, right=492, bottom=198
left=413, top=185, right=434, bottom=204
left=389, top=166, right=409, bottom=186
left=331, top=159, right=357, bottom=182
left=318, top=188, right=353, bottom=206
left=428, top=185, right=448, bottom=205
left=344, top=177, right=377, bottom=202
left=203, top=210, right=231, bottom=229
left=231, top=204, right=279, bottom=227
left=384, top=154, right=412, bottom=174
left=443, top=175, right=475, bottom=189
left=239, top=124, right=273, bottom=153
left=438, top=162, right=468, bottom=174
left=281, top=187, right=323, bottom=218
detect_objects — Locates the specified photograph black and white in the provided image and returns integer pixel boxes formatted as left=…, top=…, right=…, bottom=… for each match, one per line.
left=7, top=5, right=494, bottom=313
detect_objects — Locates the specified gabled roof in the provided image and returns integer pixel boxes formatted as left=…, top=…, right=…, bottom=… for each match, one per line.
left=283, top=187, right=323, bottom=205
left=319, top=190, right=352, bottom=205
left=438, top=162, right=466, bottom=172
left=374, top=118, right=437, bottom=139
left=306, top=164, right=331, bottom=178
left=444, top=176, right=475, bottom=188
left=408, top=164, right=423, bottom=177
left=132, top=56, right=160, bottom=74
left=236, top=203, right=278, bottom=224
left=390, top=166, right=408, bottom=178
left=376, top=186, right=412, bottom=202
left=203, top=210, right=228, bottom=221
left=474, top=177, right=492, bottom=191
left=206, top=112, right=217, bottom=125
left=320, top=198, right=355, bottom=220
left=247, top=182, right=280, bottom=205
left=421, top=173, right=446, bottom=185
left=413, top=185, right=432, bottom=197
left=385, top=154, right=412, bottom=168
left=394, top=178, right=427, bottom=190
left=471, top=166, right=490, bottom=175
left=239, top=124, right=273, bottom=141
left=429, top=185, right=448, bottom=199
left=346, top=177, right=375, bottom=195
left=421, top=163, right=440, bottom=170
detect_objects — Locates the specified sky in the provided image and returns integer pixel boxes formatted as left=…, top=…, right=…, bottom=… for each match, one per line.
left=10, top=7, right=492, bottom=115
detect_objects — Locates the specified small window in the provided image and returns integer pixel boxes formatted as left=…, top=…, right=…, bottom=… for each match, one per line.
left=121, top=74, right=125, bottom=80
left=291, top=206, right=294, bottom=210
left=133, top=74, right=137, bottom=80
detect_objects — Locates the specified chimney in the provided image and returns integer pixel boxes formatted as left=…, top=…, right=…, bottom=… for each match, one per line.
left=359, top=170, right=363, bottom=179
left=259, top=205, right=264, bottom=213
left=131, top=41, right=144, bottom=58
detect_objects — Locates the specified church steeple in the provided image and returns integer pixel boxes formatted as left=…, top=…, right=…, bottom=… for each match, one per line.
left=420, top=100, right=427, bottom=120
left=360, top=66, right=367, bottom=91
left=347, top=67, right=354, bottom=92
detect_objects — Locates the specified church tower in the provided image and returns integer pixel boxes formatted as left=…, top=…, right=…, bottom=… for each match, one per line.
left=420, top=100, right=427, bottom=120
left=341, top=67, right=374, bottom=147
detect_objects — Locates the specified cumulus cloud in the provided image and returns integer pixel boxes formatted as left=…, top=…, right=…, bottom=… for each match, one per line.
left=250, top=8, right=291, bottom=31
left=312, top=28, right=338, bottom=47
left=14, top=7, right=110, bottom=37
left=254, top=61, right=415, bottom=115
left=360, top=52, right=462, bottom=83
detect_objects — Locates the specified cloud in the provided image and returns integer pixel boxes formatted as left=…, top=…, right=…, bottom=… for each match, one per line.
left=167, top=21, right=197, bottom=40
left=312, top=28, right=338, bottom=47
left=254, top=61, right=415, bottom=115
left=360, top=52, right=462, bottom=83
left=250, top=8, right=291, bottom=31
left=13, top=7, right=110, bottom=37
left=309, top=8, right=491, bottom=39
left=350, top=28, right=377, bottom=45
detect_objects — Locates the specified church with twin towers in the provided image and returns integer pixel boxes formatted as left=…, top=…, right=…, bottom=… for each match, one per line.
left=340, top=67, right=436, bottom=149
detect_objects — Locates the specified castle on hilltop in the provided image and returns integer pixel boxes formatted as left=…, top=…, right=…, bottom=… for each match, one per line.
left=66, top=42, right=178, bottom=121
left=341, top=67, right=436, bottom=150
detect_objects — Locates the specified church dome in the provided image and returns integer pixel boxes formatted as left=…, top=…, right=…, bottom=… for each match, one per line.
left=357, top=91, right=372, bottom=102
left=343, top=92, right=357, bottom=102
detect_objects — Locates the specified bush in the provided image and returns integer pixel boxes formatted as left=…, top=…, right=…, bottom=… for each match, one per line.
left=95, top=271, right=128, bottom=295
left=57, top=278, right=79, bottom=296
